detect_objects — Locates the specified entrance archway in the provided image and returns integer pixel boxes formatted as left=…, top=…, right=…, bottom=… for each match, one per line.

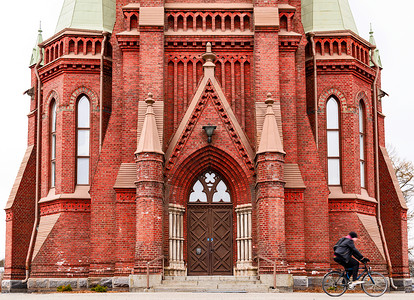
left=187, top=170, right=233, bottom=275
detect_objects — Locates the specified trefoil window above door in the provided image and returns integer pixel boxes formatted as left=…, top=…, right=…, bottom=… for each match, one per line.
left=189, top=171, right=231, bottom=203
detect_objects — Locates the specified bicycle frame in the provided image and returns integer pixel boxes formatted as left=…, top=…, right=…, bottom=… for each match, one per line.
left=323, top=262, right=388, bottom=297
left=344, top=263, right=376, bottom=284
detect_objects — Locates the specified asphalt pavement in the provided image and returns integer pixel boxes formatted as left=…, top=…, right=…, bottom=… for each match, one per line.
left=0, top=292, right=412, bottom=300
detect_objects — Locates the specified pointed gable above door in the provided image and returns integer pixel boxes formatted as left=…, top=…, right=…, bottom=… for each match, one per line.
left=165, top=43, right=254, bottom=171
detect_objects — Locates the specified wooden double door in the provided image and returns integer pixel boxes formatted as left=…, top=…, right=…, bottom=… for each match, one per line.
left=187, top=205, right=233, bottom=275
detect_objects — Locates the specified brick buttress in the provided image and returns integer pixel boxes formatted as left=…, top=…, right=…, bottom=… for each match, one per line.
left=134, top=152, right=164, bottom=274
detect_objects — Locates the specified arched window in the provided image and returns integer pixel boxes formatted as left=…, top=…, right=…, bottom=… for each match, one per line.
left=76, top=96, right=90, bottom=185
left=359, top=102, right=366, bottom=188
left=50, top=100, right=57, bottom=187
left=327, top=97, right=341, bottom=185
left=189, top=171, right=231, bottom=203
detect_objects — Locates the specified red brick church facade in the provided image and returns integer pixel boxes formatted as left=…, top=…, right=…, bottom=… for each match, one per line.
left=3, top=0, right=410, bottom=291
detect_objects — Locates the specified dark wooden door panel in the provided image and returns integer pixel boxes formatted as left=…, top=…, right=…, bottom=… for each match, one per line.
left=188, top=207, right=232, bottom=275
left=212, top=209, right=233, bottom=275
left=188, top=209, right=209, bottom=275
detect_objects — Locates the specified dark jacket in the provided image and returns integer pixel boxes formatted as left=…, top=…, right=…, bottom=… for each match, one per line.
left=334, top=237, right=364, bottom=263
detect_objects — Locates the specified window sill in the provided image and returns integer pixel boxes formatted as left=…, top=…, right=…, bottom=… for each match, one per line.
left=39, top=186, right=91, bottom=203
left=328, top=186, right=377, bottom=203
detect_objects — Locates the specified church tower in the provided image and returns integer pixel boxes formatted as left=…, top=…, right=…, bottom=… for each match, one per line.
left=3, top=0, right=410, bottom=292
left=302, top=0, right=409, bottom=282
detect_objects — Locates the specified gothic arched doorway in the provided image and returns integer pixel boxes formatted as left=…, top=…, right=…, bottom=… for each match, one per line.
left=187, top=170, right=233, bottom=275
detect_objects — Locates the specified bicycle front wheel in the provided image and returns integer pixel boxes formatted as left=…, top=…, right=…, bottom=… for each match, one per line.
left=322, top=271, right=348, bottom=297
left=361, top=271, right=388, bottom=297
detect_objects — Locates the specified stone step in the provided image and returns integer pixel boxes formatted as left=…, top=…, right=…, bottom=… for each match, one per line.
left=161, top=280, right=262, bottom=287
left=164, top=276, right=259, bottom=282
left=154, top=275, right=276, bottom=293
left=153, top=285, right=276, bottom=293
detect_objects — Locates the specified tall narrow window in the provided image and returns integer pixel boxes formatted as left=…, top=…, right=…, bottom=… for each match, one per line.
left=327, top=97, right=341, bottom=185
left=359, top=102, right=366, bottom=188
left=76, top=96, right=90, bottom=185
left=50, top=101, right=57, bottom=187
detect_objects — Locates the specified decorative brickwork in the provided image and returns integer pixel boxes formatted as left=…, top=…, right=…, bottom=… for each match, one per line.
left=39, top=200, right=91, bottom=216
left=69, top=86, right=99, bottom=111
left=166, top=10, right=252, bottom=33
left=166, top=81, right=254, bottom=172
left=5, top=0, right=410, bottom=288
left=318, top=88, right=347, bottom=112
left=45, top=90, right=59, bottom=113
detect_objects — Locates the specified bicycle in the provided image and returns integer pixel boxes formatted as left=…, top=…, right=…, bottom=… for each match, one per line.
left=322, top=262, right=388, bottom=297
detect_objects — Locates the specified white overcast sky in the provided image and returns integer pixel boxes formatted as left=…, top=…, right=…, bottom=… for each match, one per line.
left=0, top=0, right=413, bottom=259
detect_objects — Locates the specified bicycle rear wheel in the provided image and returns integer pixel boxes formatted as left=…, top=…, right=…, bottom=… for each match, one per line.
left=322, top=271, right=348, bottom=297
left=361, top=271, right=388, bottom=297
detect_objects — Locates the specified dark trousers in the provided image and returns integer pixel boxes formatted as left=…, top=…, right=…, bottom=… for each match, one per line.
left=334, top=256, right=359, bottom=281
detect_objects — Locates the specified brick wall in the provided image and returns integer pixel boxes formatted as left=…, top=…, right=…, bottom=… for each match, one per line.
left=114, top=189, right=136, bottom=276
left=379, top=150, right=410, bottom=277
left=6, top=0, right=410, bottom=281
left=31, top=209, right=90, bottom=278
left=285, top=189, right=305, bottom=272
left=4, top=147, right=36, bottom=280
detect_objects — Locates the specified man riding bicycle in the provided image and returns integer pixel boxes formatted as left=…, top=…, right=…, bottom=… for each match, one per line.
left=333, top=231, right=370, bottom=289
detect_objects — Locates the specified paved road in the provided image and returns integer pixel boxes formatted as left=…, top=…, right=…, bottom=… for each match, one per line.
left=0, top=292, right=412, bottom=300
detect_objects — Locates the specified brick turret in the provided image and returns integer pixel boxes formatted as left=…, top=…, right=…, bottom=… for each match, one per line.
left=134, top=93, right=164, bottom=274
left=256, top=93, right=287, bottom=273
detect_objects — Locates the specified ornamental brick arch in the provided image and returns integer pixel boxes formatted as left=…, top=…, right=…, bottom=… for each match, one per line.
left=68, top=86, right=99, bottom=111
left=356, top=90, right=371, bottom=116
left=45, top=90, right=59, bottom=117
left=319, top=88, right=347, bottom=112
left=167, top=146, right=252, bottom=208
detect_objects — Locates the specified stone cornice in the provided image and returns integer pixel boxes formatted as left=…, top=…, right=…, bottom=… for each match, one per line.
left=279, top=32, right=302, bottom=51
left=116, top=33, right=140, bottom=51
left=305, top=58, right=376, bottom=84
left=307, top=30, right=373, bottom=49
left=41, top=28, right=106, bottom=48
left=165, top=37, right=254, bottom=51
left=164, top=30, right=253, bottom=36
left=165, top=3, right=253, bottom=10
left=38, top=56, right=112, bottom=83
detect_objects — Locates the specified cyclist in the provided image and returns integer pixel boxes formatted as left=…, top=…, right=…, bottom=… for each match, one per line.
left=333, top=231, right=370, bottom=288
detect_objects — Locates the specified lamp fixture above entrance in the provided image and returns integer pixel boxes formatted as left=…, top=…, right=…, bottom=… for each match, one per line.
left=202, top=125, right=217, bottom=143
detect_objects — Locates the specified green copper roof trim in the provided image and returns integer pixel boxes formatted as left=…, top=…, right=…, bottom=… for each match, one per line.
left=301, top=0, right=358, bottom=34
left=55, top=0, right=116, bottom=34
left=369, top=24, right=382, bottom=68
left=30, top=25, right=44, bottom=67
